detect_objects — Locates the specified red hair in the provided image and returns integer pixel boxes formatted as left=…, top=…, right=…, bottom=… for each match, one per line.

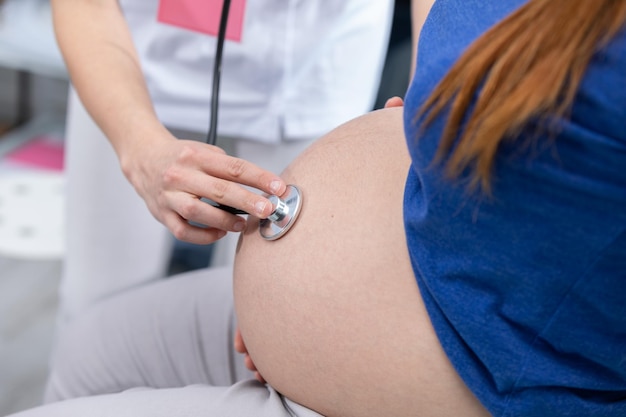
left=419, top=0, right=626, bottom=192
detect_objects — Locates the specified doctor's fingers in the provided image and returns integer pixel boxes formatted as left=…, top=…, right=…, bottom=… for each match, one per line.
left=200, top=153, right=287, bottom=203
left=186, top=173, right=278, bottom=219
left=162, top=216, right=228, bottom=246
left=162, top=197, right=237, bottom=245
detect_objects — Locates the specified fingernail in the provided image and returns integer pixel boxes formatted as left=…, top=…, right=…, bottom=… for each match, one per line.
left=270, top=180, right=282, bottom=194
left=255, top=201, right=267, bottom=216
left=233, top=221, right=246, bottom=232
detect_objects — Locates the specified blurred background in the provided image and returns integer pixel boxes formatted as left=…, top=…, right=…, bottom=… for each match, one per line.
left=0, top=0, right=67, bottom=413
left=0, top=0, right=411, bottom=414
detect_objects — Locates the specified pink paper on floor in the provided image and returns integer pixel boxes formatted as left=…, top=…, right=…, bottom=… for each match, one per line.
left=5, top=136, right=65, bottom=171
left=157, top=0, right=246, bottom=42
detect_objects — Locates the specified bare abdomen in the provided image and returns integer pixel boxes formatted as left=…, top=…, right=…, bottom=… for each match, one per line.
left=234, top=108, right=486, bottom=417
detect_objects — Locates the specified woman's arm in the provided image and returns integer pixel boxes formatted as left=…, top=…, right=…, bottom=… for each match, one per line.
left=51, top=0, right=285, bottom=244
left=51, top=0, right=158, bottom=158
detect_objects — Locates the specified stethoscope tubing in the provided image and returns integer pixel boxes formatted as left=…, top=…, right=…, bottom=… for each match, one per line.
left=202, top=1, right=303, bottom=240
left=206, top=0, right=231, bottom=147
left=205, top=0, right=248, bottom=215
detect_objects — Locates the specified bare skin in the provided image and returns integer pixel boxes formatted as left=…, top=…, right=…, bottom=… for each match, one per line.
left=233, top=96, right=408, bottom=384
left=233, top=107, right=491, bottom=417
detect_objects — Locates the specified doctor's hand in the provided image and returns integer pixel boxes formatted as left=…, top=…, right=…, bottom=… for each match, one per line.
left=121, top=133, right=286, bottom=245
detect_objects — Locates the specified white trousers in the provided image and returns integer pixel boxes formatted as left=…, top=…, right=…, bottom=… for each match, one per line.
left=59, top=89, right=315, bottom=320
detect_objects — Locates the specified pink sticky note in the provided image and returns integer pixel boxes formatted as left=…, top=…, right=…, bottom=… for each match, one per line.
left=5, top=136, right=64, bottom=171
left=157, top=0, right=246, bottom=42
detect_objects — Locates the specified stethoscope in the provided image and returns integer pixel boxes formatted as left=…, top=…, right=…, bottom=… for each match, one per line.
left=205, top=0, right=302, bottom=241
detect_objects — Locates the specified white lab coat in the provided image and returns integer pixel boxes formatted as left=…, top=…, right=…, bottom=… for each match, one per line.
left=121, top=0, right=394, bottom=142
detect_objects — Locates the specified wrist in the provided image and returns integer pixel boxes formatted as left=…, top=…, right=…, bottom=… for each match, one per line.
left=115, top=114, right=174, bottom=186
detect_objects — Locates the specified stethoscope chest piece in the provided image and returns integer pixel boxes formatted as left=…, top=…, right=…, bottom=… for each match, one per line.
left=259, top=184, right=303, bottom=241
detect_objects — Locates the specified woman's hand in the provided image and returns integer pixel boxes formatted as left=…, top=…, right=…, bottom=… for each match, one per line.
left=234, top=327, right=266, bottom=383
left=123, top=129, right=286, bottom=245
left=384, top=96, right=404, bottom=108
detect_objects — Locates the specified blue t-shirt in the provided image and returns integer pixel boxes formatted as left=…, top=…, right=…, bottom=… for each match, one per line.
left=403, top=1, right=626, bottom=416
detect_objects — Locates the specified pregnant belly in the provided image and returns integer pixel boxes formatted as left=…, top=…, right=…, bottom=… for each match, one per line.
left=233, top=108, right=451, bottom=417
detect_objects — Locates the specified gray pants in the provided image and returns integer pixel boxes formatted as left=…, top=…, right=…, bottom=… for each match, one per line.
left=9, top=267, right=322, bottom=417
